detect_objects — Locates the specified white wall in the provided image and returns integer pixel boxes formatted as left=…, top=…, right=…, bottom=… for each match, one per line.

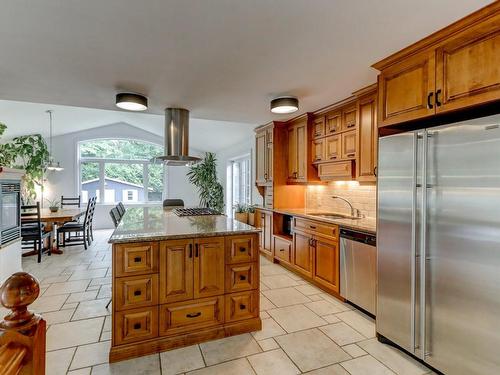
left=216, top=130, right=262, bottom=217
left=44, top=122, right=203, bottom=229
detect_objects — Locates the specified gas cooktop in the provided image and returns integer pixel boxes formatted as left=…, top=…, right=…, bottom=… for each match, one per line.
left=173, top=208, right=220, bottom=217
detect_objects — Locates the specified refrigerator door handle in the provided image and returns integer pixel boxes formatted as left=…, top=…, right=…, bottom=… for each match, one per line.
left=410, top=132, right=418, bottom=353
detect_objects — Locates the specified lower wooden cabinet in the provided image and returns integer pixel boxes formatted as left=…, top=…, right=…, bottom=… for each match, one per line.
left=225, top=290, right=259, bottom=323
left=273, top=236, right=292, bottom=264
left=160, top=239, right=194, bottom=304
left=255, top=209, right=273, bottom=256
left=194, top=237, right=225, bottom=299
left=313, top=236, right=340, bottom=293
left=159, top=296, right=224, bottom=336
left=114, top=274, right=158, bottom=311
left=292, top=231, right=314, bottom=278
left=225, top=263, right=258, bottom=293
left=114, top=306, right=159, bottom=345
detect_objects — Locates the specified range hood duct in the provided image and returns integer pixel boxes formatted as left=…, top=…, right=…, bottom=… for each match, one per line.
left=152, top=108, right=201, bottom=166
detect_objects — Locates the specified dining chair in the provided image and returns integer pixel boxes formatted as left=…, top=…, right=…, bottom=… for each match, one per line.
left=61, top=195, right=81, bottom=208
left=117, top=202, right=126, bottom=217
left=109, top=207, right=121, bottom=228
left=87, top=197, right=97, bottom=243
left=21, top=202, right=52, bottom=263
left=57, top=197, right=95, bottom=250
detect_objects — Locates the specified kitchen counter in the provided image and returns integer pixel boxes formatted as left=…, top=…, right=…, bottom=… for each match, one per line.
left=109, top=205, right=260, bottom=243
left=259, top=207, right=376, bottom=234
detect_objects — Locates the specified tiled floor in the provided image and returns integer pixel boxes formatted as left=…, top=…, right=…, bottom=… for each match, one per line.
left=2, top=230, right=436, bottom=375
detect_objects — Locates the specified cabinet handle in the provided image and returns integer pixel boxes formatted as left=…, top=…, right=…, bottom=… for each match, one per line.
left=347, top=153, right=355, bottom=158
left=435, top=89, right=442, bottom=107
left=314, top=157, right=321, bottom=162
left=189, top=243, right=193, bottom=258
left=239, top=304, right=246, bottom=310
left=133, top=256, right=142, bottom=263
left=347, top=123, right=355, bottom=128
left=374, top=166, right=378, bottom=177
left=186, top=312, right=202, bottom=318
left=279, top=248, right=285, bottom=252
left=239, top=246, right=246, bottom=253
left=313, top=239, right=317, bottom=247
left=264, top=173, right=268, bottom=179
left=427, top=92, right=434, bottom=109
left=329, top=128, right=336, bottom=133
left=133, top=323, right=141, bottom=330
left=261, top=214, right=265, bottom=219
left=239, top=275, right=246, bottom=281
left=329, top=156, right=337, bottom=160
left=308, top=238, right=313, bottom=246
left=195, top=243, right=199, bottom=257
left=134, top=290, right=141, bottom=296
left=309, top=225, right=316, bottom=229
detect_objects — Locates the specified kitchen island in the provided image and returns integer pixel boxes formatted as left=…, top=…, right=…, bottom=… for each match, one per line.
left=108, top=206, right=261, bottom=362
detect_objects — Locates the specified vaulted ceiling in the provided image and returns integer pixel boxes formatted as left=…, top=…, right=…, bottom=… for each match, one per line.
left=0, top=0, right=492, bottom=125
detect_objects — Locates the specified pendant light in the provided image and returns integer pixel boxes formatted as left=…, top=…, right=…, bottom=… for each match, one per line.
left=115, top=93, right=148, bottom=111
left=45, top=110, right=64, bottom=171
left=270, top=96, right=299, bottom=114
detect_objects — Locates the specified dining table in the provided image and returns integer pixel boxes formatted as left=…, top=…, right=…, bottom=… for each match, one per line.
left=38, top=207, right=86, bottom=254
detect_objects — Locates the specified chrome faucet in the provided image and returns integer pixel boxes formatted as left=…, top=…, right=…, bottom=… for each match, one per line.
left=331, top=195, right=362, bottom=218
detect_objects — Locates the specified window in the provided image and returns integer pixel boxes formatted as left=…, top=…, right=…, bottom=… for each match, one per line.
left=79, top=139, right=165, bottom=204
left=226, top=154, right=251, bottom=216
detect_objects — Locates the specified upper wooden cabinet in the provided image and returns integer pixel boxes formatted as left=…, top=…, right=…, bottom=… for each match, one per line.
left=313, top=116, right=325, bottom=139
left=356, top=87, right=378, bottom=182
left=374, top=2, right=500, bottom=127
left=286, top=116, right=318, bottom=184
left=255, top=125, right=273, bottom=186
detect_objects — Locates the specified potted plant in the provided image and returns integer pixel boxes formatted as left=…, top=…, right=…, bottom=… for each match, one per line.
left=46, top=198, right=60, bottom=213
left=187, top=152, right=224, bottom=213
left=233, top=203, right=248, bottom=223
left=247, top=204, right=256, bottom=226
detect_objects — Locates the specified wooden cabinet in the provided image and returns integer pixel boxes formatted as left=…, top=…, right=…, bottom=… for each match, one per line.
left=313, top=236, right=339, bottom=293
left=325, top=135, right=341, bottom=162
left=357, top=90, right=378, bottom=182
left=225, top=290, right=259, bottom=323
left=225, top=263, right=258, bottom=293
left=326, top=111, right=342, bottom=134
left=287, top=120, right=307, bottom=182
left=114, top=242, right=158, bottom=277
left=313, top=116, right=325, bottom=138
left=114, top=306, right=159, bottom=345
left=273, top=235, right=292, bottom=264
left=341, top=131, right=357, bottom=160
left=194, top=237, right=225, bottom=299
left=342, top=105, right=357, bottom=131
left=255, top=125, right=273, bottom=185
left=292, top=231, right=314, bottom=278
left=374, top=3, right=500, bottom=127
left=255, top=209, right=272, bottom=256
left=160, top=239, right=194, bottom=304
left=312, top=138, right=325, bottom=162
left=115, top=274, right=159, bottom=311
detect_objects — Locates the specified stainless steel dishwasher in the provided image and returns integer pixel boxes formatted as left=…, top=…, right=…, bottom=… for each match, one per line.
left=340, top=228, right=376, bottom=315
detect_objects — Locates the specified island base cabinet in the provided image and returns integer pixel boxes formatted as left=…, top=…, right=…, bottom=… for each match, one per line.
left=110, top=234, right=261, bottom=363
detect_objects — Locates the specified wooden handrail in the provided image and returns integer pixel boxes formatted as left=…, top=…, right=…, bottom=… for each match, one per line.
left=0, top=272, right=46, bottom=375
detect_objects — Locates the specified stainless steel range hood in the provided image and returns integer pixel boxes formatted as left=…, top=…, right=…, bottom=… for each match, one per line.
left=152, top=108, right=201, bottom=166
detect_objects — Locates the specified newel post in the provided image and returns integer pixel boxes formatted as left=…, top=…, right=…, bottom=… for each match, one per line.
left=0, top=272, right=46, bottom=375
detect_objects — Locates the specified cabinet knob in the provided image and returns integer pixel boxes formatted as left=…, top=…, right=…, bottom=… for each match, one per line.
left=134, top=256, right=142, bottom=263
left=239, top=304, right=246, bottom=310
left=239, top=247, right=246, bottom=253
left=239, top=275, right=246, bottom=281
left=133, top=323, right=141, bottom=330
left=134, top=290, right=141, bottom=296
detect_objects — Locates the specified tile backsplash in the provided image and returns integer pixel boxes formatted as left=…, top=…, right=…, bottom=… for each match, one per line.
left=306, top=182, right=377, bottom=219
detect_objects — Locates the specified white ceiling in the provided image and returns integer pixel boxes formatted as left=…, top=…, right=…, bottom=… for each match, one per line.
left=0, top=0, right=492, bottom=125
left=0, top=100, right=254, bottom=153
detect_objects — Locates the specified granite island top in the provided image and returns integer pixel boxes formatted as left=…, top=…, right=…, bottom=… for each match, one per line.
left=108, top=205, right=260, bottom=244
left=261, top=207, right=377, bottom=234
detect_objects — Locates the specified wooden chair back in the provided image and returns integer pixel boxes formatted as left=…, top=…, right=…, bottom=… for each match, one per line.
left=20, top=203, right=43, bottom=235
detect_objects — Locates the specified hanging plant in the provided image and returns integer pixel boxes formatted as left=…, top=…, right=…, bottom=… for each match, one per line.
left=0, top=123, right=49, bottom=202
left=187, top=152, right=224, bottom=214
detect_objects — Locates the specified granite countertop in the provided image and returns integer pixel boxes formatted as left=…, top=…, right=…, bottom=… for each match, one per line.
left=264, top=207, right=377, bottom=234
left=108, top=205, right=260, bottom=244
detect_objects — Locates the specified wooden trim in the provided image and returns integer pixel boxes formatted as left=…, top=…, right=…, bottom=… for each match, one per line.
left=372, top=1, right=500, bottom=70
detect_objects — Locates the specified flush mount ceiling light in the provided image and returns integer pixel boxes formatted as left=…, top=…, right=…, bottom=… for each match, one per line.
left=115, top=93, right=148, bottom=111
left=270, top=96, right=299, bottom=114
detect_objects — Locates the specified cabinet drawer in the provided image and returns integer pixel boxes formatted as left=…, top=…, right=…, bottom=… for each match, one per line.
left=273, top=236, right=291, bottom=263
left=318, top=161, right=354, bottom=181
left=293, top=217, right=338, bottom=239
left=225, top=263, right=258, bottom=293
left=114, top=306, right=158, bottom=345
left=114, top=274, right=158, bottom=311
left=159, top=296, right=224, bottom=336
left=226, top=235, right=257, bottom=264
left=114, top=242, right=158, bottom=277
left=225, top=290, right=259, bottom=323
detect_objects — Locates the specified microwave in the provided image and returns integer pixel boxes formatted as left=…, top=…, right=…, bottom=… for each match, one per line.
left=0, top=180, right=21, bottom=245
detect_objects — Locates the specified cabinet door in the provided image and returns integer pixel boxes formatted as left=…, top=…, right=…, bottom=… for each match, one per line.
left=326, top=111, right=341, bottom=135
left=312, top=138, right=325, bottom=163
left=255, top=131, right=267, bottom=185
left=313, top=237, right=339, bottom=293
left=342, top=106, right=357, bottom=131
left=295, top=122, right=307, bottom=181
left=292, top=231, right=313, bottom=277
left=266, top=128, right=273, bottom=182
left=255, top=210, right=265, bottom=251
left=325, top=135, right=341, bottom=162
left=341, top=130, right=357, bottom=160
left=160, top=239, right=194, bottom=304
left=435, top=19, right=500, bottom=114
left=313, top=116, right=325, bottom=138
left=378, top=50, right=436, bottom=127
left=263, top=211, right=273, bottom=253
left=357, top=94, right=378, bottom=182
left=287, top=126, right=297, bottom=180
left=194, top=237, right=225, bottom=299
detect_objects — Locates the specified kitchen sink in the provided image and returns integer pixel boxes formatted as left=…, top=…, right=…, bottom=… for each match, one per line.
left=309, top=213, right=362, bottom=220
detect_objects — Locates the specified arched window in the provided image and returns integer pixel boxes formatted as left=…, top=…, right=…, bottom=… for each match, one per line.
left=78, top=139, right=164, bottom=204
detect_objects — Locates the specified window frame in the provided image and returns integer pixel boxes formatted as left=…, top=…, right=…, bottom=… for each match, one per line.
left=77, top=138, right=166, bottom=205
left=226, top=153, right=252, bottom=217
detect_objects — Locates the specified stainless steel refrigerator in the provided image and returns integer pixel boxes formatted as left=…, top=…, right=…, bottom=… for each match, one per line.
left=377, top=114, right=500, bottom=375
